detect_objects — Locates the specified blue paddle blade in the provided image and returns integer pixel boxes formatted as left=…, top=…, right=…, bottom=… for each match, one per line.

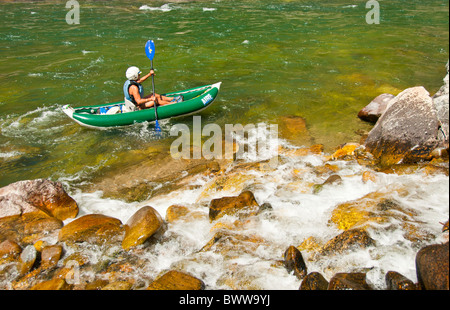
left=154, top=119, right=161, bottom=132
left=145, top=40, right=156, bottom=61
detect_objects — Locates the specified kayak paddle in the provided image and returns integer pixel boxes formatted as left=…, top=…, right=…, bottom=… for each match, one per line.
left=145, top=39, right=161, bottom=132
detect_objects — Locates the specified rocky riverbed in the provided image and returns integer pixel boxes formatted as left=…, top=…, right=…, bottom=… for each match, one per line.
left=0, top=62, right=449, bottom=291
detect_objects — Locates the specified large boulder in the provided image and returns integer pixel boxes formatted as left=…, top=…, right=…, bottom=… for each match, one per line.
left=415, top=242, right=449, bottom=290
left=0, top=179, right=78, bottom=221
left=433, top=60, right=449, bottom=149
left=364, top=86, right=441, bottom=165
left=0, top=179, right=76, bottom=245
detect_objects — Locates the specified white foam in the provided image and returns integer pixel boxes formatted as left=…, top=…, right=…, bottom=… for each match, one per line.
left=139, top=4, right=174, bottom=12
left=58, top=123, right=448, bottom=289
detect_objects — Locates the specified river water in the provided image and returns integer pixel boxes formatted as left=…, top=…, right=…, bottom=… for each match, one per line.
left=0, top=0, right=449, bottom=290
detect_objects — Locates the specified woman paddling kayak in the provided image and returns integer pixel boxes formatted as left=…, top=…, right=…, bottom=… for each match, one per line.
left=123, top=66, right=182, bottom=111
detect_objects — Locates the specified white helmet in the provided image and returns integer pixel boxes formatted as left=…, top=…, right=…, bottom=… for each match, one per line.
left=126, top=66, right=141, bottom=80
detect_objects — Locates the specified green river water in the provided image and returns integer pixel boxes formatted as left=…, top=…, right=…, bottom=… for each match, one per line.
left=0, top=0, right=448, bottom=188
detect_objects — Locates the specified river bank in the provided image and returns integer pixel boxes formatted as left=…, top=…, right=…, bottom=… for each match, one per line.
left=1, top=135, right=448, bottom=290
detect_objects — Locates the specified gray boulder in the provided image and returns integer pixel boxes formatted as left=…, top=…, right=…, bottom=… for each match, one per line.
left=432, top=60, right=449, bottom=149
left=364, top=86, right=441, bottom=165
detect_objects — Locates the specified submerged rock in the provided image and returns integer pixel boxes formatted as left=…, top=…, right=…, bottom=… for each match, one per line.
left=278, top=115, right=313, bottom=146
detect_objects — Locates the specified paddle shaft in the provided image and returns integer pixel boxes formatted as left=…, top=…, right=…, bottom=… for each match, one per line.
left=150, top=60, right=159, bottom=120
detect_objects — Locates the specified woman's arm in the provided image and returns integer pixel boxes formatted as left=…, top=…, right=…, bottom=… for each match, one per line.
left=137, top=70, right=154, bottom=83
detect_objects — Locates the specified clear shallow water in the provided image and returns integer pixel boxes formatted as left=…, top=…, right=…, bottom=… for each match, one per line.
left=0, top=0, right=449, bottom=290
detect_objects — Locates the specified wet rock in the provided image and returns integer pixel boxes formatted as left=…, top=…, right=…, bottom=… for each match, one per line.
left=101, top=281, right=133, bottom=290
left=320, top=228, right=375, bottom=256
left=30, top=278, right=70, bottom=290
left=284, top=246, right=307, bottom=280
left=200, top=230, right=266, bottom=259
left=328, top=272, right=372, bottom=290
left=58, top=214, right=124, bottom=245
left=313, top=174, right=343, bottom=194
left=122, top=206, right=163, bottom=251
left=40, top=245, right=63, bottom=270
left=442, top=220, right=449, bottom=232
left=362, top=171, right=377, bottom=183
left=209, top=190, right=259, bottom=221
left=0, top=179, right=73, bottom=246
left=166, top=205, right=190, bottom=223
left=433, top=60, right=449, bottom=149
left=364, top=86, right=442, bottom=165
left=415, top=242, right=449, bottom=290
left=18, top=245, right=37, bottom=276
left=0, top=179, right=78, bottom=221
left=330, top=143, right=360, bottom=160
left=147, top=270, right=205, bottom=290
left=385, top=271, right=417, bottom=290
left=329, top=190, right=425, bottom=240
left=299, top=272, right=329, bottom=290
left=358, top=93, right=395, bottom=123
left=0, top=239, right=22, bottom=261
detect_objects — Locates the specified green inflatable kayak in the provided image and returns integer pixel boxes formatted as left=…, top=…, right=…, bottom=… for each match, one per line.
left=62, top=82, right=221, bottom=129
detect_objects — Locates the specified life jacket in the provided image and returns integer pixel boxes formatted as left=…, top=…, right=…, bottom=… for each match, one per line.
left=123, top=80, right=144, bottom=105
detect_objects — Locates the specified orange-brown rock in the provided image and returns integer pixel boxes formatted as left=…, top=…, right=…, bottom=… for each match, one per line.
left=0, top=239, right=22, bottom=261
left=122, top=206, right=163, bottom=251
left=320, top=228, right=375, bottom=255
left=328, top=272, right=372, bottom=290
left=30, top=278, right=70, bottom=290
left=165, top=205, right=190, bottom=223
left=415, top=242, right=449, bottom=290
left=209, top=191, right=259, bottom=221
left=40, top=245, right=63, bottom=270
left=0, top=179, right=78, bottom=221
left=284, top=246, right=307, bottom=280
left=385, top=271, right=417, bottom=290
left=147, top=270, right=205, bottom=290
left=59, top=214, right=123, bottom=245
left=278, top=115, right=312, bottom=146
left=299, top=272, right=329, bottom=290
